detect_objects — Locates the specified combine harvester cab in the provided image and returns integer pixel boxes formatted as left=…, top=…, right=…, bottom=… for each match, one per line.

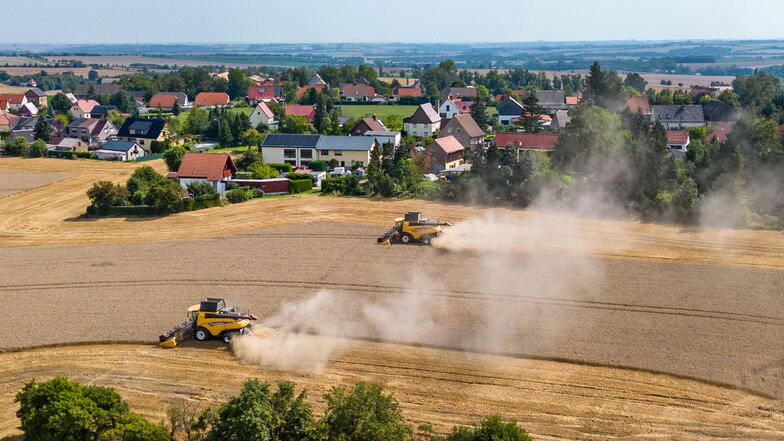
left=159, top=298, right=257, bottom=348
left=377, top=212, right=451, bottom=245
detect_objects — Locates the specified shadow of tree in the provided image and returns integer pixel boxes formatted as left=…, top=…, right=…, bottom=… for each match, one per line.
left=0, top=434, right=23, bottom=441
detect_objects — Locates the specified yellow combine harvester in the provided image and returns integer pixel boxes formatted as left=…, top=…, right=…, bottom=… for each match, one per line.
left=377, top=212, right=451, bottom=245
left=159, top=298, right=257, bottom=348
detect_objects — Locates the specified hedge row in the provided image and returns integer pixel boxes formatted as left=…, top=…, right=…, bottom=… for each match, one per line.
left=309, top=160, right=327, bottom=171
left=47, top=150, right=94, bottom=159
left=285, top=172, right=315, bottom=183
left=179, top=193, right=221, bottom=211
left=321, top=178, right=344, bottom=193
left=86, top=194, right=222, bottom=217
left=268, top=163, right=293, bottom=174
left=289, top=179, right=313, bottom=194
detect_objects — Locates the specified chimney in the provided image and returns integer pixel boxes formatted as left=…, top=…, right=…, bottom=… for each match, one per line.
left=372, top=114, right=377, bottom=121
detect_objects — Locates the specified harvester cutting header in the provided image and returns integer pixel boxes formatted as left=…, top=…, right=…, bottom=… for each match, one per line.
left=159, top=298, right=256, bottom=348
left=377, top=212, right=451, bottom=245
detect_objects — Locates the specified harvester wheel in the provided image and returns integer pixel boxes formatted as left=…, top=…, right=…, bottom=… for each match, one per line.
left=194, top=327, right=210, bottom=342
left=420, top=235, right=432, bottom=245
left=400, top=233, right=413, bottom=244
left=222, top=333, right=234, bottom=344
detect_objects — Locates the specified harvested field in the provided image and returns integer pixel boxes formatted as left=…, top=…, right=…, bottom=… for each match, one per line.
left=1, top=221, right=783, bottom=400
left=0, top=170, right=66, bottom=198
left=0, top=84, right=30, bottom=94
left=1, top=343, right=782, bottom=440
left=0, top=66, right=138, bottom=78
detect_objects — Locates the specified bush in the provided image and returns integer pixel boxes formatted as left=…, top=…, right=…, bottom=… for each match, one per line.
left=187, top=181, right=217, bottom=197
left=286, top=172, right=315, bottom=183
left=225, top=181, right=239, bottom=191
left=48, top=150, right=93, bottom=159
left=321, top=178, right=344, bottom=193
left=248, top=162, right=279, bottom=179
left=321, top=382, right=412, bottom=441
left=4, top=136, right=28, bottom=156
left=28, top=140, right=48, bottom=158
left=225, top=187, right=254, bottom=203
left=163, top=145, right=188, bottom=171
left=87, top=180, right=130, bottom=209
left=444, top=415, right=532, bottom=441
left=289, top=179, right=313, bottom=194
left=268, top=163, right=293, bottom=174
left=309, top=160, right=327, bottom=171
left=179, top=193, right=221, bottom=211
left=144, top=179, right=185, bottom=213
left=15, top=376, right=166, bottom=441
left=235, top=148, right=262, bottom=170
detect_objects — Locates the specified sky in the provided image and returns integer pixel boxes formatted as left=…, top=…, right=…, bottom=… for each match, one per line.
left=3, top=0, right=783, bottom=44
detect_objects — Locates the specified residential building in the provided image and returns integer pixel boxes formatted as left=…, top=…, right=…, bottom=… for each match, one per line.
left=94, top=140, right=146, bottom=161
left=438, top=114, right=484, bottom=148
left=426, top=135, right=465, bottom=174
left=535, top=90, right=566, bottom=112
left=90, top=105, right=118, bottom=119
left=351, top=116, right=386, bottom=136
left=705, top=122, right=734, bottom=143
left=170, top=152, right=238, bottom=192
left=285, top=105, right=316, bottom=124
left=0, top=94, right=27, bottom=111
left=308, top=73, right=326, bottom=86
left=18, top=102, right=38, bottom=117
left=260, top=133, right=321, bottom=168
left=495, top=133, right=560, bottom=151
left=159, top=92, right=189, bottom=108
left=551, top=110, right=571, bottom=129
left=72, top=84, right=123, bottom=99
left=403, top=103, right=441, bottom=137
left=247, top=86, right=279, bottom=104
left=666, top=130, right=690, bottom=151
left=496, top=98, right=525, bottom=125
left=149, top=94, right=178, bottom=109
left=70, top=100, right=100, bottom=119
left=364, top=131, right=401, bottom=147
left=392, top=86, right=422, bottom=101
left=8, top=117, right=37, bottom=142
left=702, top=101, right=737, bottom=122
left=260, top=133, right=379, bottom=168
left=296, top=84, right=325, bottom=98
left=24, top=88, right=47, bottom=108
left=565, top=95, right=580, bottom=106
left=65, top=118, right=118, bottom=148
left=249, top=102, right=278, bottom=130
left=441, top=86, right=477, bottom=99
left=340, top=82, right=377, bottom=101
left=455, top=101, right=474, bottom=114
left=0, top=113, right=19, bottom=132
left=627, top=95, right=651, bottom=114
left=438, top=98, right=460, bottom=120
left=194, top=92, right=230, bottom=107
left=651, top=105, right=705, bottom=129
left=116, top=117, right=167, bottom=149
left=53, top=137, right=89, bottom=152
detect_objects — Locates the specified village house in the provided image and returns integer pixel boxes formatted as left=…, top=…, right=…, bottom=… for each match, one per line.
left=94, top=140, right=145, bottom=161
left=90, top=105, right=117, bottom=119
left=260, top=133, right=379, bottom=168
left=72, top=84, right=123, bottom=100
left=18, top=102, right=38, bottom=117
left=364, top=130, right=401, bottom=148
left=426, top=135, right=465, bottom=174
left=247, top=85, right=279, bottom=104
left=308, top=74, right=326, bottom=86
left=496, top=97, right=525, bottom=125
left=70, top=100, right=100, bottom=119
left=316, top=135, right=378, bottom=168
left=340, top=82, right=377, bottom=102
left=455, top=101, right=473, bottom=114
left=249, top=102, right=278, bottom=130
left=194, top=92, right=230, bottom=107
left=438, top=114, right=484, bottom=148
left=52, top=137, right=89, bottom=153
left=160, top=92, right=189, bottom=108
left=285, top=105, right=316, bottom=124
left=9, top=117, right=38, bottom=142
left=116, top=117, right=167, bottom=149
left=296, top=84, right=325, bottom=99
left=627, top=95, right=651, bottom=114
left=535, top=90, right=566, bottom=113
left=351, top=116, right=386, bottom=136
left=551, top=110, right=571, bottom=129
left=170, top=152, right=238, bottom=192
left=149, top=94, right=179, bottom=110
left=0, top=113, right=19, bottom=132
left=495, top=133, right=560, bottom=152
left=0, top=94, right=28, bottom=111
left=403, top=103, right=441, bottom=137
left=702, top=100, right=737, bottom=122
left=391, top=86, right=422, bottom=102
left=65, top=118, right=118, bottom=148
left=666, top=130, right=691, bottom=153
left=24, top=88, right=47, bottom=108
left=438, top=98, right=460, bottom=120
left=705, top=122, right=734, bottom=143
left=441, top=86, right=477, bottom=100
left=651, top=105, right=705, bottom=130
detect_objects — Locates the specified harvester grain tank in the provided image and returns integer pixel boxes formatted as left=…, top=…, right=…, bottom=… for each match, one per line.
left=159, top=298, right=257, bottom=348
left=377, top=212, right=451, bottom=245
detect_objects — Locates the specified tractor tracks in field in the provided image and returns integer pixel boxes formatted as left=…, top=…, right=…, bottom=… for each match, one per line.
left=2, top=278, right=783, bottom=328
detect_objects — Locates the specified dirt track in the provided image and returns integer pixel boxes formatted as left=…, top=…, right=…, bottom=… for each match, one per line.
left=2, top=343, right=783, bottom=441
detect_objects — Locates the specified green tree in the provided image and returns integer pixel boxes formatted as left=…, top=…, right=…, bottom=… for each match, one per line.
left=172, top=100, right=181, bottom=116
left=110, top=90, right=136, bottom=113
left=144, top=179, right=184, bottom=213
left=227, top=69, right=253, bottom=100
left=551, top=104, right=624, bottom=175
left=235, top=147, right=263, bottom=170
left=187, top=181, right=217, bottom=196
left=470, top=98, right=490, bottom=132
left=248, top=162, right=279, bottom=179
left=444, top=415, right=532, bottom=441
left=732, top=71, right=781, bottom=108
left=4, top=136, right=29, bottom=156
left=187, top=106, right=211, bottom=135
left=87, top=181, right=130, bottom=208
left=28, top=139, right=48, bottom=157
left=583, top=61, right=625, bottom=110
left=33, top=116, right=52, bottom=142
left=49, top=92, right=73, bottom=115
left=281, top=114, right=313, bottom=134
left=126, top=165, right=167, bottom=203
left=163, top=145, right=188, bottom=172
left=205, top=380, right=316, bottom=441
left=88, top=69, right=99, bottom=81
left=623, top=73, right=648, bottom=93
left=517, top=93, right=546, bottom=133
left=321, top=382, right=411, bottom=441
left=242, top=128, right=264, bottom=147
left=218, top=118, right=235, bottom=147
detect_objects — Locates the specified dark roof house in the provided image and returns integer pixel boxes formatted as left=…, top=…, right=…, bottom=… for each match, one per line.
left=351, top=116, right=387, bottom=136
left=73, top=84, right=123, bottom=99
left=441, top=87, right=477, bottom=99
left=117, top=118, right=167, bottom=140
left=438, top=114, right=484, bottom=147
left=651, top=105, right=705, bottom=126
left=261, top=133, right=322, bottom=148
left=403, top=103, right=440, bottom=124
left=535, top=90, right=565, bottom=111
left=702, top=101, right=737, bottom=122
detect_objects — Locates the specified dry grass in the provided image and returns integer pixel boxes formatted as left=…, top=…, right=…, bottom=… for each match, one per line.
left=0, top=67, right=138, bottom=78
left=1, top=343, right=782, bottom=440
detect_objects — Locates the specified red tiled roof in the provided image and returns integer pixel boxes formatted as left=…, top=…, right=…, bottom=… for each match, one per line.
left=565, top=96, right=580, bottom=105
left=455, top=101, right=474, bottom=113
left=296, top=84, right=325, bottom=98
left=285, top=105, right=315, bottom=117
left=495, top=133, right=560, bottom=150
left=149, top=94, right=178, bottom=108
left=393, top=87, right=422, bottom=97
left=194, top=92, right=230, bottom=106
left=431, top=135, right=464, bottom=154
left=0, top=113, right=19, bottom=127
left=341, top=83, right=376, bottom=98
left=627, top=95, right=650, bottom=114
left=255, top=102, right=275, bottom=120
left=666, top=130, right=690, bottom=145
left=705, top=122, right=733, bottom=143
left=248, top=86, right=277, bottom=101
left=73, top=99, right=100, bottom=113
left=0, top=94, right=25, bottom=105
left=175, top=153, right=237, bottom=182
